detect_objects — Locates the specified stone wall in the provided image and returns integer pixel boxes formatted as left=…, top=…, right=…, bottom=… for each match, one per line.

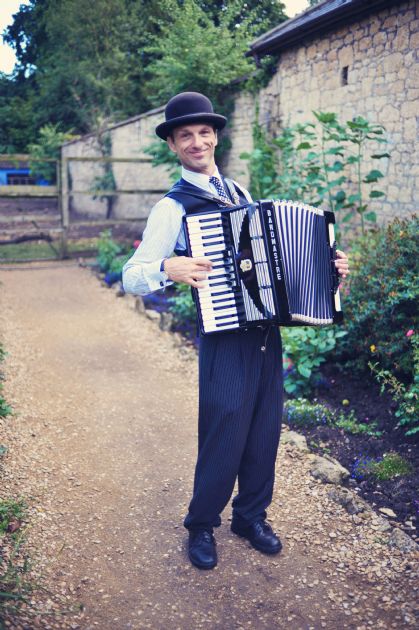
left=226, top=0, right=419, bottom=225
left=61, top=106, right=172, bottom=234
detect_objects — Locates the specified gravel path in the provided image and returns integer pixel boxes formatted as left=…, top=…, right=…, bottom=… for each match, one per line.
left=0, top=262, right=417, bottom=630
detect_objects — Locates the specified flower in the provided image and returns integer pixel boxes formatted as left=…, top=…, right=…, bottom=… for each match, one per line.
left=406, top=329, right=414, bottom=338
left=370, top=344, right=376, bottom=352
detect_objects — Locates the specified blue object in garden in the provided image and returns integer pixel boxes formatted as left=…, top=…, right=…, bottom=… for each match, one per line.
left=104, top=271, right=122, bottom=286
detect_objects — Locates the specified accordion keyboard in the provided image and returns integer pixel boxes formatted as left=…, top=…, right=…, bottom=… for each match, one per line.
left=186, top=213, right=245, bottom=332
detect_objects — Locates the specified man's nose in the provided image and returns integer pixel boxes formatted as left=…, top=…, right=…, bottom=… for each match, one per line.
left=191, top=134, right=205, bottom=148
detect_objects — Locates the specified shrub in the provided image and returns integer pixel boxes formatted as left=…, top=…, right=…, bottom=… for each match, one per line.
left=281, top=326, right=347, bottom=396
left=334, top=409, right=382, bottom=437
left=240, top=112, right=388, bottom=233
left=368, top=332, right=419, bottom=436
left=283, top=398, right=334, bottom=427
left=0, top=498, right=27, bottom=535
left=351, top=453, right=413, bottom=481
left=96, top=230, right=122, bottom=273
left=167, top=283, right=196, bottom=325
left=338, top=215, right=418, bottom=381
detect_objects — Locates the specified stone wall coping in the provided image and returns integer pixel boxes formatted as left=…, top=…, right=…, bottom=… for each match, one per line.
left=61, top=104, right=165, bottom=148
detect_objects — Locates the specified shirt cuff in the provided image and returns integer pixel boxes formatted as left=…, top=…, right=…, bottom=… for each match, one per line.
left=147, top=258, right=172, bottom=292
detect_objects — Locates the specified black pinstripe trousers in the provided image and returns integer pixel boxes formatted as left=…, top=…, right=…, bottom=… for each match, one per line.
left=184, top=326, right=283, bottom=531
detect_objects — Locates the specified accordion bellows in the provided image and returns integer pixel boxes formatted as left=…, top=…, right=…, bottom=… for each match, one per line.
left=184, top=199, right=343, bottom=335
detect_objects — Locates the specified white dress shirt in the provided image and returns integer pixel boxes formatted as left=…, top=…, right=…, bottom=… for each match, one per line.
left=122, top=166, right=252, bottom=296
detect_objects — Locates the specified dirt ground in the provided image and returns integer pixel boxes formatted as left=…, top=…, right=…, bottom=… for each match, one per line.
left=0, top=261, right=417, bottom=630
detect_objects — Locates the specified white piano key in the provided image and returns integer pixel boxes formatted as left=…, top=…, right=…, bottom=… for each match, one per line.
left=198, top=285, right=235, bottom=295
left=201, top=312, right=240, bottom=325
left=190, top=243, right=226, bottom=256
left=188, top=226, right=224, bottom=237
left=188, top=219, right=224, bottom=233
left=203, top=321, right=240, bottom=333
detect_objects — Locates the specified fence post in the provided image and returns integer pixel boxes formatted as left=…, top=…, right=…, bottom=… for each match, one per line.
left=60, top=156, right=69, bottom=258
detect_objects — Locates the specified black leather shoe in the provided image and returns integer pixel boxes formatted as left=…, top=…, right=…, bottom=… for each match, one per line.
left=231, top=520, right=282, bottom=555
left=188, top=529, right=217, bottom=569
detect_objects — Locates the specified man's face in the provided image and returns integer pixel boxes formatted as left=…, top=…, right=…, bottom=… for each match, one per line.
left=167, top=123, right=218, bottom=175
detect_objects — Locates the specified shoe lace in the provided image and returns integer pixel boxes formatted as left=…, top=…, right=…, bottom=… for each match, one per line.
left=254, top=520, right=274, bottom=535
left=193, top=530, right=214, bottom=545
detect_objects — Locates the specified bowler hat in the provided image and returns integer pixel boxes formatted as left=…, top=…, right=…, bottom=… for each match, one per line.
left=155, top=92, right=227, bottom=140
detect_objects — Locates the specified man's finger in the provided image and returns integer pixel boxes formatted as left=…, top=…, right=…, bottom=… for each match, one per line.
left=192, top=257, right=213, bottom=269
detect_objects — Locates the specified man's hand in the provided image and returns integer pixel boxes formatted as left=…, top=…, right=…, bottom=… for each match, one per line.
left=164, top=256, right=213, bottom=288
left=335, top=249, right=350, bottom=280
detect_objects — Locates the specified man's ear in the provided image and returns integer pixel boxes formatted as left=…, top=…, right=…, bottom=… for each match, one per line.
left=167, top=135, right=177, bottom=154
left=214, top=130, right=218, bottom=147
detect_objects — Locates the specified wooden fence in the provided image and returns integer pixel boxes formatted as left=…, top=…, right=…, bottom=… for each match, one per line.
left=0, top=154, right=167, bottom=262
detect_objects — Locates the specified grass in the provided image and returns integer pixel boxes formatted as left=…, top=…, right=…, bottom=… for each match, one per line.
left=352, top=452, right=413, bottom=481
left=334, top=409, right=383, bottom=437
left=0, top=498, right=27, bottom=535
left=0, top=238, right=100, bottom=262
left=369, top=452, right=414, bottom=480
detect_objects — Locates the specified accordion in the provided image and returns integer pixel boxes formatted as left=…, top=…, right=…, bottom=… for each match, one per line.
left=184, top=199, right=343, bottom=335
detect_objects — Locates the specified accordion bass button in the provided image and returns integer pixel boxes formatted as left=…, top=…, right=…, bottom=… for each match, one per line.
left=261, top=345, right=266, bottom=352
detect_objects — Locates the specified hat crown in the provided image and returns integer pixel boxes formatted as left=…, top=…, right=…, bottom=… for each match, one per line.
left=165, top=92, right=214, bottom=121
left=155, top=91, right=227, bottom=139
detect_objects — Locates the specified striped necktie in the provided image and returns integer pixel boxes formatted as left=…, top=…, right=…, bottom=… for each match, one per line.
left=209, top=175, right=230, bottom=203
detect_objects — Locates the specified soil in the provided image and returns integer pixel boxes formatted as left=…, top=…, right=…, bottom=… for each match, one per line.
left=0, top=261, right=417, bottom=630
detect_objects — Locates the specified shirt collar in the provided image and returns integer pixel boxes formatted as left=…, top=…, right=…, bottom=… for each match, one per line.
left=181, top=166, right=221, bottom=192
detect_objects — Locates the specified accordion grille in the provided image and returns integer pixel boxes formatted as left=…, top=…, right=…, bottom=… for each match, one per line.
left=274, top=201, right=334, bottom=325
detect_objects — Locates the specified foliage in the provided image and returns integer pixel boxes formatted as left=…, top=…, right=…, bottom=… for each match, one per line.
left=1, top=0, right=286, bottom=150
left=283, top=398, right=333, bottom=427
left=283, top=398, right=382, bottom=436
left=96, top=230, right=122, bottom=273
left=339, top=216, right=418, bottom=382
left=369, top=334, right=419, bottom=436
left=240, top=113, right=389, bottom=234
left=352, top=453, right=413, bottom=481
left=0, top=74, right=38, bottom=153
left=0, top=499, right=27, bottom=536
left=0, top=346, right=12, bottom=419
left=28, top=123, right=74, bottom=183
left=168, top=283, right=196, bottom=325
left=334, top=409, right=382, bottom=437
left=90, top=131, right=117, bottom=219
left=0, top=390, right=12, bottom=419
left=281, top=326, right=347, bottom=396
left=144, top=140, right=181, bottom=181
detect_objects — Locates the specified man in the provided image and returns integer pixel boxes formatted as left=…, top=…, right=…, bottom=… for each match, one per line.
left=123, top=92, right=349, bottom=570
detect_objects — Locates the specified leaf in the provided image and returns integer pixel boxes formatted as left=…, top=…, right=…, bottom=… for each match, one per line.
left=369, top=190, right=385, bottom=198
left=342, top=212, right=353, bottom=223
left=364, top=211, right=377, bottom=222
left=296, top=142, right=312, bottom=150
left=371, top=153, right=390, bottom=159
left=334, top=190, right=346, bottom=202
left=314, top=111, right=337, bottom=124
left=363, top=169, right=384, bottom=183
left=298, top=364, right=312, bottom=378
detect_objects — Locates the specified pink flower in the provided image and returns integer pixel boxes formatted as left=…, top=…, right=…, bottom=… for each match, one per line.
left=406, top=329, right=414, bottom=337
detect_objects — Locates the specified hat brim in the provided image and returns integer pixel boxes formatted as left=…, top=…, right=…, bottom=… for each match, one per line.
left=155, top=113, right=227, bottom=140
